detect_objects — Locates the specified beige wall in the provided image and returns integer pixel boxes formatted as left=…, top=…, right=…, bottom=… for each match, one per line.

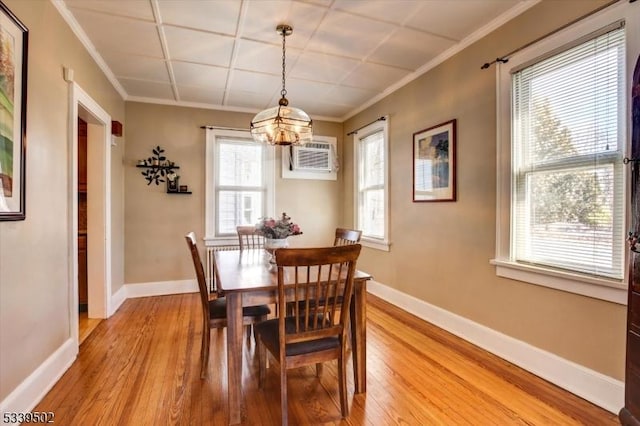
left=0, top=0, right=627, bottom=408
left=0, top=0, right=125, bottom=400
left=124, top=102, right=343, bottom=284
left=343, top=0, right=625, bottom=379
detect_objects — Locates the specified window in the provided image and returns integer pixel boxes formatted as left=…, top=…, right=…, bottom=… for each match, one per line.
left=205, top=129, right=274, bottom=244
left=354, top=119, right=390, bottom=251
left=494, top=2, right=638, bottom=304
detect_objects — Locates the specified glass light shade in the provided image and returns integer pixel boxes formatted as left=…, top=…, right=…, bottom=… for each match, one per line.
left=250, top=102, right=313, bottom=146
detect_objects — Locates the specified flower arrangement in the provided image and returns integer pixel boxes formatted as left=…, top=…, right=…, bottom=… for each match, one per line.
left=256, top=212, right=303, bottom=239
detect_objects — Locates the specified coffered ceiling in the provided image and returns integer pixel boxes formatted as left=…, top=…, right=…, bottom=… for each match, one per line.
left=57, top=0, right=536, bottom=121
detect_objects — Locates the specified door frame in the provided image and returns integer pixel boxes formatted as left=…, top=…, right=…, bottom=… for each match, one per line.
left=67, top=81, right=112, bottom=347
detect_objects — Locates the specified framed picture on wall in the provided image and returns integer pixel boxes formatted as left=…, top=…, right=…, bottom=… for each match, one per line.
left=413, top=119, right=456, bottom=202
left=0, top=1, right=28, bottom=221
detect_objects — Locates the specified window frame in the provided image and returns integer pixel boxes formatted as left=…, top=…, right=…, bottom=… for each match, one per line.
left=354, top=118, right=390, bottom=251
left=205, top=128, right=275, bottom=246
left=492, top=1, right=639, bottom=305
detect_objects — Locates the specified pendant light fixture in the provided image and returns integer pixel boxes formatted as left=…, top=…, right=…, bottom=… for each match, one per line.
left=250, top=24, right=313, bottom=146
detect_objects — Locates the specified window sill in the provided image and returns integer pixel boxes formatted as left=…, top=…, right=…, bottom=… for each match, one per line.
left=490, top=259, right=627, bottom=305
left=361, top=238, right=391, bottom=252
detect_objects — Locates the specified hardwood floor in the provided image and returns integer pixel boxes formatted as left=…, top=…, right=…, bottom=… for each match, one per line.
left=36, top=293, right=618, bottom=425
left=78, top=311, right=102, bottom=345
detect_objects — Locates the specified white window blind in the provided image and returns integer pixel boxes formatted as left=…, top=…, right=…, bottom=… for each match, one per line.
left=511, top=25, right=625, bottom=279
left=358, top=130, right=385, bottom=239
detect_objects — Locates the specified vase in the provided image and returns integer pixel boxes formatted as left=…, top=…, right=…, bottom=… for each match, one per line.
left=264, top=238, right=289, bottom=264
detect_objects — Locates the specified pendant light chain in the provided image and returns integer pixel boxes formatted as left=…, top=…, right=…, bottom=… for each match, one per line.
left=281, top=29, right=287, bottom=99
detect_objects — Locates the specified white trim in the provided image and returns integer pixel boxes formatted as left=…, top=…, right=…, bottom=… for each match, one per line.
left=367, top=280, right=624, bottom=414
left=51, top=0, right=127, bottom=99
left=492, top=259, right=627, bottom=305
left=124, top=279, right=198, bottom=299
left=0, top=339, right=76, bottom=418
left=204, top=128, right=275, bottom=241
left=68, top=82, right=113, bottom=352
left=361, top=237, right=391, bottom=252
left=353, top=118, right=390, bottom=251
left=0, top=278, right=196, bottom=416
left=494, top=0, right=639, bottom=302
left=109, top=284, right=127, bottom=316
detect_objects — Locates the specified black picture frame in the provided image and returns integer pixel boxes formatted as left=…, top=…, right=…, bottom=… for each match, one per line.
left=413, top=119, right=456, bottom=202
left=0, top=1, right=28, bottom=220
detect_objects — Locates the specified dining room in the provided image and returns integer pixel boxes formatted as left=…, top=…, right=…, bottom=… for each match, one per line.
left=1, top=0, right=639, bottom=424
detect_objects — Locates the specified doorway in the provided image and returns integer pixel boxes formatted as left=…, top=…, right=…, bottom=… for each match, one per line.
left=69, top=82, right=113, bottom=349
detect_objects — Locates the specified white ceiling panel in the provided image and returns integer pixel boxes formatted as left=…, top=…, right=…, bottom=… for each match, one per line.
left=368, top=27, right=457, bottom=71
left=228, top=70, right=281, bottom=96
left=120, top=79, right=175, bottom=100
left=100, top=51, right=170, bottom=82
left=226, top=89, right=276, bottom=110
left=158, top=0, right=241, bottom=35
left=341, top=62, right=410, bottom=91
left=241, top=1, right=326, bottom=49
left=171, top=62, right=228, bottom=90
left=177, top=85, right=225, bottom=105
left=59, top=0, right=533, bottom=121
left=65, top=0, right=154, bottom=21
left=234, top=39, right=302, bottom=75
left=164, top=26, right=235, bottom=67
left=325, top=85, right=377, bottom=107
left=305, top=10, right=396, bottom=58
left=285, top=79, right=337, bottom=104
left=333, top=0, right=424, bottom=25
left=405, top=0, right=520, bottom=40
left=290, top=51, right=360, bottom=84
left=69, top=8, right=163, bottom=58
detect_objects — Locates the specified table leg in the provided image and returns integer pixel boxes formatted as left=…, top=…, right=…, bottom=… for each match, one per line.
left=226, top=293, right=243, bottom=424
left=350, top=280, right=367, bottom=393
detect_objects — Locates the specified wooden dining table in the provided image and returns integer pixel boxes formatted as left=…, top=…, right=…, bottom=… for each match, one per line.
left=214, top=248, right=372, bottom=425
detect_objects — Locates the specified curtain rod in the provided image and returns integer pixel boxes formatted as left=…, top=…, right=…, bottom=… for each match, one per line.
left=480, top=0, right=625, bottom=70
left=200, top=125, right=248, bottom=131
left=346, top=116, right=386, bottom=136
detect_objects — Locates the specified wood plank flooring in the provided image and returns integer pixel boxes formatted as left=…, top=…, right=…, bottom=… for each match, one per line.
left=35, top=293, right=618, bottom=425
left=78, top=312, right=102, bottom=345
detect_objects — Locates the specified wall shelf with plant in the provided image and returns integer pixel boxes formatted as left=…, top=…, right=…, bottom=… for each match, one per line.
left=137, top=145, right=191, bottom=194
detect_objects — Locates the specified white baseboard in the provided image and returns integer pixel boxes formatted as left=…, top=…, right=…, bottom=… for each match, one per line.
left=109, top=284, right=127, bottom=316
left=0, top=279, right=198, bottom=419
left=367, top=280, right=624, bottom=414
left=124, top=279, right=197, bottom=299
left=0, top=339, right=76, bottom=419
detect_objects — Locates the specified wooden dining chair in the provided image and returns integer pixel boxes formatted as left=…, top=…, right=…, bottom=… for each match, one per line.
left=291, top=228, right=362, bottom=319
left=237, top=225, right=264, bottom=250
left=255, top=244, right=362, bottom=425
left=333, top=227, right=362, bottom=246
left=185, top=232, right=270, bottom=379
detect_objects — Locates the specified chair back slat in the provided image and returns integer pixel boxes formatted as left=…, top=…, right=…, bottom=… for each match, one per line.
left=275, top=245, right=361, bottom=344
left=237, top=226, right=264, bottom=250
left=185, top=232, right=211, bottom=319
left=334, top=228, right=362, bottom=246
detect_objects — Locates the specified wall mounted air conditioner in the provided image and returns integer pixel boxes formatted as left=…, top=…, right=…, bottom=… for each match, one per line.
left=293, top=142, right=332, bottom=172
left=282, top=136, right=337, bottom=181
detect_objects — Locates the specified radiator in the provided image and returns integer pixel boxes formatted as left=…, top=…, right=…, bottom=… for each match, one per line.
left=205, top=245, right=239, bottom=293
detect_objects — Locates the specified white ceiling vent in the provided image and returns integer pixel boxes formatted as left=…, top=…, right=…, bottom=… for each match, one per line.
left=282, top=136, right=337, bottom=181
